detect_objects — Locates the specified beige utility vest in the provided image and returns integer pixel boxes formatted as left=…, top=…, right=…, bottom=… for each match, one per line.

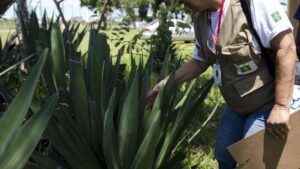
left=193, top=0, right=274, bottom=115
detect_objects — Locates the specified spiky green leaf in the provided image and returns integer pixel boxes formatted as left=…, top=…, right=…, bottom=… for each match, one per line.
left=0, top=49, right=48, bottom=157
left=119, top=72, right=139, bottom=169
left=69, top=57, right=91, bottom=144
left=155, top=79, right=196, bottom=168
left=131, top=110, right=161, bottom=169
left=0, top=94, right=58, bottom=169
left=103, top=89, right=119, bottom=169
left=51, top=23, right=66, bottom=90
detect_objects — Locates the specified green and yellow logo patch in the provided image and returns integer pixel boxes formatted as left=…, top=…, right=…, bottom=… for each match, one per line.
left=271, top=11, right=282, bottom=23
left=240, top=65, right=251, bottom=73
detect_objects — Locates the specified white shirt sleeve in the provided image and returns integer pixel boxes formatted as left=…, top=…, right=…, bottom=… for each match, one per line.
left=193, top=39, right=206, bottom=62
left=250, top=0, right=293, bottom=48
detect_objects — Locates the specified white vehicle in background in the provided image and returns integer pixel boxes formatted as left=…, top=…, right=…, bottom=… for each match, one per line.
left=141, top=19, right=195, bottom=42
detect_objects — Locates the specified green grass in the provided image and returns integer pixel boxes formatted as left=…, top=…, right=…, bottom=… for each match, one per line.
left=78, top=29, right=141, bottom=55
left=78, top=28, right=195, bottom=80
left=186, top=146, right=218, bottom=169
left=78, top=28, right=194, bottom=59
left=0, top=20, right=16, bottom=30
left=0, top=31, right=11, bottom=46
left=182, top=118, right=221, bottom=169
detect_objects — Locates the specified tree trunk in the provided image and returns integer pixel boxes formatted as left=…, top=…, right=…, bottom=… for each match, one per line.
left=125, top=6, right=136, bottom=29
left=153, top=0, right=163, bottom=18
left=138, top=3, right=148, bottom=21
left=15, top=0, right=29, bottom=39
left=96, top=0, right=110, bottom=31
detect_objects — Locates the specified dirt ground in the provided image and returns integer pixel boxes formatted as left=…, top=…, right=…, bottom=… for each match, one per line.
left=0, top=29, right=15, bottom=33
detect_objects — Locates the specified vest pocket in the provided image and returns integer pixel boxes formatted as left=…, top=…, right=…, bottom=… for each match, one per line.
left=233, top=68, right=273, bottom=97
left=221, top=42, right=260, bottom=65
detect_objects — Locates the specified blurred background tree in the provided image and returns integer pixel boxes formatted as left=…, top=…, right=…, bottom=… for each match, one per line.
left=15, top=0, right=30, bottom=39
left=79, top=0, right=188, bottom=31
left=0, top=0, right=14, bottom=16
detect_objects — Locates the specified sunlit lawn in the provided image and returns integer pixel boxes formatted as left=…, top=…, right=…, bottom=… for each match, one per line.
left=0, top=27, right=194, bottom=59
left=83, top=30, right=194, bottom=56
left=0, top=31, right=11, bottom=47
left=75, top=28, right=195, bottom=79
left=0, top=20, right=16, bottom=30
left=0, top=19, right=16, bottom=46
left=0, top=27, right=194, bottom=80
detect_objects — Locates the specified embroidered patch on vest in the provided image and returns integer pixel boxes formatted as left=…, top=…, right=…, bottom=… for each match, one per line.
left=271, top=11, right=282, bottom=23
left=234, top=60, right=258, bottom=75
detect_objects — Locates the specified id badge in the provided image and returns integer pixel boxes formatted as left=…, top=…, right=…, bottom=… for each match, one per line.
left=213, top=63, right=222, bottom=86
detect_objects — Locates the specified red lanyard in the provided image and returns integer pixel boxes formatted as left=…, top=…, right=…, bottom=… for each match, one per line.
left=208, top=0, right=225, bottom=54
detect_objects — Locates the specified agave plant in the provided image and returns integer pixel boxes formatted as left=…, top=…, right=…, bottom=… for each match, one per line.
left=0, top=10, right=216, bottom=169
left=17, top=20, right=214, bottom=169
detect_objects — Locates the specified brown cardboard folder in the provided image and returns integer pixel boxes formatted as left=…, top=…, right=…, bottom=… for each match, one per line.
left=228, top=110, right=300, bottom=169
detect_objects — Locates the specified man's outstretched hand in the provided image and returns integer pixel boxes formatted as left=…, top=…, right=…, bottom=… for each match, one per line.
left=146, top=84, right=160, bottom=108
left=146, top=78, right=168, bottom=108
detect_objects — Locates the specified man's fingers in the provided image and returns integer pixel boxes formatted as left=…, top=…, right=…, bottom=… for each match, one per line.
left=274, top=126, right=287, bottom=138
left=267, top=124, right=289, bottom=139
left=146, top=91, right=156, bottom=102
left=267, top=127, right=277, bottom=138
left=146, top=82, right=163, bottom=109
left=146, top=97, right=154, bottom=108
left=280, top=124, right=290, bottom=133
left=146, top=93, right=157, bottom=109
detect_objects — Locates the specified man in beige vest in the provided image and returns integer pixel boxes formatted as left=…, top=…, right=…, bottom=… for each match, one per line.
left=147, top=0, right=298, bottom=168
